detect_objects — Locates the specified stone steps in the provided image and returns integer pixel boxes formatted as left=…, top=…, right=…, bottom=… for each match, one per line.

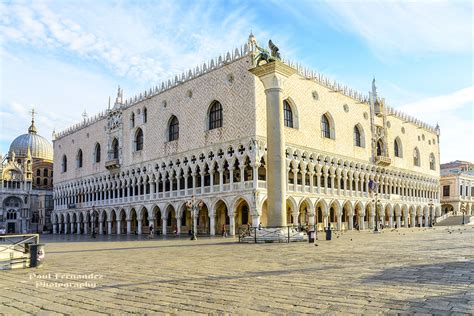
left=435, top=216, right=472, bottom=226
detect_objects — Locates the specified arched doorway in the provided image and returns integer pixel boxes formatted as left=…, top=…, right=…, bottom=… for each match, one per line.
left=119, top=209, right=126, bottom=234
left=153, top=206, right=162, bottom=234
left=215, top=200, right=229, bottom=236
left=130, top=208, right=138, bottom=234
left=234, top=198, right=251, bottom=231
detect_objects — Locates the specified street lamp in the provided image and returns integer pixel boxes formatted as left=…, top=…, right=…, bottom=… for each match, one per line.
left=460, top=202, right=466, bottom=225
left=91, top=205, right=97, bottom=238
left=186, top=195, right=203, bottom=240
left=369, top=180, right=380, bottom=233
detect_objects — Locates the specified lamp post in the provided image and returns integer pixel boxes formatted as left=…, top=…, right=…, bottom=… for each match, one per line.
left=428, top=199, right=434, bottom=227
left=369, top=180, right=380, bottom=233
left=186, top=195, right=203, bottom=240
left=91, top=205, right=97, bottom=238
left=460, top=202, right=466, bottom=225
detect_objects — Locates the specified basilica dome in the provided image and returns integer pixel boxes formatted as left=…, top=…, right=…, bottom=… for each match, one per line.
left=9, top=119, right=53, bottom=161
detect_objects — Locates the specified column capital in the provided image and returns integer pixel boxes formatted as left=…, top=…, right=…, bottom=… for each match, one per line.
left=249, top=60, right=296, bottom=90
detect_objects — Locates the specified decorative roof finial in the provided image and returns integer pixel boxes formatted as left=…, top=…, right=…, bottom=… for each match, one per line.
left=115, top=85, right=123, bottom=105
left=82, top=110, right=88, bottom=123
left=28, top=107, right=37, bottom=134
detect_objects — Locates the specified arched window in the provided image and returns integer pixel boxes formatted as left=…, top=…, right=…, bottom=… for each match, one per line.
left=43, top=168, right=48, bottom=177
left=413, top=147, right=420, bottom=166
left=394, top=137, right=403, bottom=158
left=143, top=107, right=147, bottom=123
left=377, top=140, right=383, bottom=156
left=283, top=100, right=293, bottom=128
left=36, top=178, right=40, bottom=185
left=112, top=138, right=119, bottom=159
left=130, top=112, right=135, bottom=128
left=429, top=153, right=435, bottom=170
left=62, top=155, right=67, bottom=172
left=94, top=143, right=101, bottom=163
left=353, top=125, right=363, bottom=147
left=209, top=101, right=223, bottom=129
left=321, top=114, right=334, bottom=139
left=77, top=149, right=83, bottom=168
left=135, top=128, right=143, bottom=151
left=36, top=169, right=41, bottom=176
left=43, top=178, right=48, bottom=186
left=168, top=116, right=179, bottom=141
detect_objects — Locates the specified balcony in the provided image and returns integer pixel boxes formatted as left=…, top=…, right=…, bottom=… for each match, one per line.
left=105, top=158, right=120, bottom=170
left=375, top=155, right=391, bottom=166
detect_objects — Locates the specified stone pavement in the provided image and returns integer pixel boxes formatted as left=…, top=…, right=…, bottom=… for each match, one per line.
left=0, top=226, right=473, bottom=315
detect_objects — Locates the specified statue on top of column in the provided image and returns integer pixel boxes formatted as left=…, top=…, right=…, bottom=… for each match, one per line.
left=254, top=39, right=281, bottom=66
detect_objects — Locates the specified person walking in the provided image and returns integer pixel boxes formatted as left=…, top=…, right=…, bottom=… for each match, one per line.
left=149, top=225, right=154, bottom=239
left=222, top=224, right=227, bottom=238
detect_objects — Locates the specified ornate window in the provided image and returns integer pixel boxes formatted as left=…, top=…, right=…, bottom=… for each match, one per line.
left=394, top=137, right=403, bottom=157
left=135, top=128, right=143, bottom=151
left=413, top=147, right=420, bottom=166
left=130, top=112, right=135, bottom=128
left=208, top=101, right=223, bottom=130
left=429, top=153, right=435, bottom=170
left=377, top=140, right=384, bottom=156
left=62, top=155, right=67, bottom=172
left=283, top=100, right=293, bottom=128
left=36, top=169, right=41, bottom=176
left=321, top=113, right=334, bottom=139
left=43, top=178, right=48, bottom=186
left=143, top=107, right=147, bottom=123
left=94, top=143, right=101, bottom=163
left=168, top=116, right=179, bottom=141
left=112, top=138, right=119, bottom=159
left=43, top=168, right=48, bottom=177
left=353, top=125, right=364, bottom=147
left=77, top=149, right=83, bottom=168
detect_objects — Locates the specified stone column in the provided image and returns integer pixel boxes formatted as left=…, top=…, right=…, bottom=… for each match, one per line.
left=176, top=217, right=181, bottom=235
left=249, top=61, right=296, bottom=227
left=349, top=215, right=354, bottom=230
left=64, top=223, right=68, bottom=234
left=396, top=215, right=401, bottom=228
left=77, top=222, right=81, bottom=235
left=84, top=222, right=89, bottom=235
left=99, top=221, right=104, bottom=235
left=126, top=220, right=131, bottom=235
left=210, top=215, right=216, bottom=236
left=252, top=213, right=260, bottom=228
left=53, top=223, right=57, bottom=234
left=70, top=222, right=74, bottom=234
left=117, top=221, right=121, bottom=235
left=108, top=221, right=112, bottom=235
left=137, top=219, right=142, bottom=235
left=193, top=212, right=198, bottom=236
left=337, top=214, right=342, bottom=231
left=229, top=215, right=236, bottom=236
left=162, top=218, right=167, bottom=235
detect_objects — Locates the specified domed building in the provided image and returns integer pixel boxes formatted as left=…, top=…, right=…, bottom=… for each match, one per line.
left=0, top=111, right=54, bottom=234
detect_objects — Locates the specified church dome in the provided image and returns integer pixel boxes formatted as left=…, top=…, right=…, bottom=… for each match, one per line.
left=9, top=118, right=53, bottom=161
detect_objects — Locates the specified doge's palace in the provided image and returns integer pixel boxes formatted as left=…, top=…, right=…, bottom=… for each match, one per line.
left=51, top=35, right=441, bottom=236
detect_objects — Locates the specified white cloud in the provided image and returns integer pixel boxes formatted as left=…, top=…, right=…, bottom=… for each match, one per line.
left=322, top=1, right=472, bottom=56
left=397, top=87, right=474, bottom=163
left=0, top=1, right=257, bottom=84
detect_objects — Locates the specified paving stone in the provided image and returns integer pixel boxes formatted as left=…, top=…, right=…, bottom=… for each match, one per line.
left=0, top=227, right=472, bottom=314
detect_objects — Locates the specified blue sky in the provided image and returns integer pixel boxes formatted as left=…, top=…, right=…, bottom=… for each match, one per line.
left=0, top=0, right=472, bottom=163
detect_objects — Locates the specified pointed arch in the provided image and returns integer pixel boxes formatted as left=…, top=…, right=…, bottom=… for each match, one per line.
left=208, top=100, right=223, bottom=130
left=429, top=153, right=436, bottom=170
left=413, top=147, right=420, bottom=166
left=76, top=149, right=83, bottom=168
left=130, top=112, right=135, bottom=128
left=112, top=138, right=119, bottom=159
left=135, top=128, right=143, bottom=151
left=94, top=143, right=101, bottom=163
left=62, top=155, right=67, bottom=172
left=143, top=107, right=147, bottom=123
left=353, top=124, right=365, bottom=147
left=321, top=112, right=335, bottom=139
left=394, top=137, right=403, bottom=158
left=168, top=115, right=179, bottom=141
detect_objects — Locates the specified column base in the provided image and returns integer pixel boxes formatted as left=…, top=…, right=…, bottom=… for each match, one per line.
left=239, top=227, right=308, bottom=243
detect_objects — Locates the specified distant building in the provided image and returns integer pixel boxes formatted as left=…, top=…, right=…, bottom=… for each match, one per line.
left=440, top=160, right=474, bottom=215
left=0, top=113, right=54, bottom=233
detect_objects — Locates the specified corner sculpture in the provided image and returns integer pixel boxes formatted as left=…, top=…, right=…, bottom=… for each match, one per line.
left=254, top=39, right=281, bottom=66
